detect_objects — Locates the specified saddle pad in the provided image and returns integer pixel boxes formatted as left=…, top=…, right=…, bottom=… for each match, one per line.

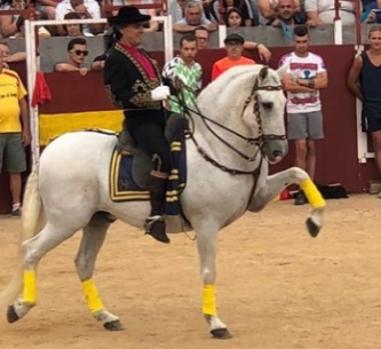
left=109, top=150, right=150, bottom=202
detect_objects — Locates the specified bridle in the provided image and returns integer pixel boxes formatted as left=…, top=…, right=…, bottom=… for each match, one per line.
left=170, top=68, right=286, bottom=207
left=172, top=70, right=285, bottom=176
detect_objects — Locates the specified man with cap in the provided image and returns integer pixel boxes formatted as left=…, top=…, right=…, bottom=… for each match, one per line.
left=211, top=33, right=256, bottom=81
left=104, top=6, right=172, bottom=244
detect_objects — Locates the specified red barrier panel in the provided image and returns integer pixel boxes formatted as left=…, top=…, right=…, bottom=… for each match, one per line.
left=0, top=45, right=379, bottom=214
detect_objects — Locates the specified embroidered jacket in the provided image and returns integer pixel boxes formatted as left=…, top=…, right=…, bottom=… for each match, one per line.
left=104, top=43, right=162, bottom=111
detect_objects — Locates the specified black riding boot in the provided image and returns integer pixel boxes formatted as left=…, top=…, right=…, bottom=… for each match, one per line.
left=145, top=173, right=170, bottom=244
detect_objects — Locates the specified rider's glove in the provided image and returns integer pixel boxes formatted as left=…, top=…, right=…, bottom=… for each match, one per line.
left=151, top=85, right=170, bottom=101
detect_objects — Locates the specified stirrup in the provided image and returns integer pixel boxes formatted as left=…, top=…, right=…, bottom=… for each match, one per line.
left=144, top=215, right=170, bottom=244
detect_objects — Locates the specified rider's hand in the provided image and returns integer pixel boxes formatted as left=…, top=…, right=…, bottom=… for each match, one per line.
left=151, top=85, right=170, bottom=101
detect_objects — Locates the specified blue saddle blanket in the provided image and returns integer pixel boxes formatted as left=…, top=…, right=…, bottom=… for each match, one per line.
left=109, top=119, right=187, bottom=216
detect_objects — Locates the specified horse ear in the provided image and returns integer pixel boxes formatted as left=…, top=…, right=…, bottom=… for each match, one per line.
left=276, top=63, right=289, bottom=80
left=258, top=66, right=268, bottom=81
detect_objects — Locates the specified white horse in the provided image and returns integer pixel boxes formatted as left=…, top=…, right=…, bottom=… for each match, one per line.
left=0, top=65, right=325, bottom=339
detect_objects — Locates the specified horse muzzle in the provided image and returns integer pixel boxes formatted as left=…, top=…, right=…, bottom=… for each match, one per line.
left=263, top=138, right=288, bottom=164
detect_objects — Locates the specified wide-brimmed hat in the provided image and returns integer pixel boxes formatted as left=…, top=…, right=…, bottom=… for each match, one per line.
left=224, top=33, right=245, bottom=45
left=108, top=6, right=151, bottom=26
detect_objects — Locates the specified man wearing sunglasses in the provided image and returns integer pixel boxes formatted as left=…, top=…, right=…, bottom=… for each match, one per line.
left=54, top=37, right=91, bottom=75
left=105, top=6, right=172, bottom=244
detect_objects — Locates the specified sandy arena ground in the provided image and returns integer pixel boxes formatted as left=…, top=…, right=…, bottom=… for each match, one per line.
left=0, top=194, right=380, bottom=349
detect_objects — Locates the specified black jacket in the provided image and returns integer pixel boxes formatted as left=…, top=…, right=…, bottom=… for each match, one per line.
left=104, top=42, right=162, bottom=112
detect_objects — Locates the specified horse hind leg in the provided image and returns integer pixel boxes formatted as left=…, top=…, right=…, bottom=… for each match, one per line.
left=7, top=222, right=78, bottom=323
left=75, top=212, right=123, bottom=331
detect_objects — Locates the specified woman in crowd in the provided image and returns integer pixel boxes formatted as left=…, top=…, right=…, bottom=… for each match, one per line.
left=225, top=7, right=245, bottom=27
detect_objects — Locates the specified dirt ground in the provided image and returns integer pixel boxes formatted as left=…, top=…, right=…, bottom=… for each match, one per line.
left=0, top=194, right=381, bottom=349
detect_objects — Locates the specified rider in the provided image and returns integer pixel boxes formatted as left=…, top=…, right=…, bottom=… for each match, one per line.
left=104, top=6, right=171, bottom=244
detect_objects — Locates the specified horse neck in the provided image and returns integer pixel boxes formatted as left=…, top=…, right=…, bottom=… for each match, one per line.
left=190, top=91, right=259, bottom=172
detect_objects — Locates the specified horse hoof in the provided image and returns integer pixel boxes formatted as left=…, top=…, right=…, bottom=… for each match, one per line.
left=306, top=217, right=320, bottom=238
left=211, top=328, right=232, bottom=339
left=104, top=320, right=124, bottom=331
left=7, top=305, right=20, bottom=323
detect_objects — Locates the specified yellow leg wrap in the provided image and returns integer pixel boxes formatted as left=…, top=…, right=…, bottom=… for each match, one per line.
left=300, top=178, right=326, bottom=209
left=202, top=284, right=217, bottom=316
left=22, top=270, right=37, bottom=304
left=82, top=279, right=104, bottom=313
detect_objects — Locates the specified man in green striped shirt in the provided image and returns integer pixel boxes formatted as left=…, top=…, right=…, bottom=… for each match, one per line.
left=162, top=33, right=202, bottom=115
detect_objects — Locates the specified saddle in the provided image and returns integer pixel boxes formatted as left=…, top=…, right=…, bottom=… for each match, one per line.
left=109, top=113, right=187, bottom=216
left=117, top=113, right=186, bottom=189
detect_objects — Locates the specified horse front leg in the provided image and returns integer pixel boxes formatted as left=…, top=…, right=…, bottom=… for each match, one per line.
left=75, top=213, right=122, bottom=331
left=248, top=167, right=325, bottom=237
left=195, top=223, right=232, bottom=339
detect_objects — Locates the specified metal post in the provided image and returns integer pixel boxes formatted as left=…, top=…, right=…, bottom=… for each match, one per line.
left=218, top=25, right=227, bottom=48
left=25, top=19, right=40, bottom=170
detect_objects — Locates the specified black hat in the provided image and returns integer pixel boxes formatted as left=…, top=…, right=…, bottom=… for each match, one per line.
left=224, top=33, right=245, bottom=45
left=108, top=6, right=151, bottom=26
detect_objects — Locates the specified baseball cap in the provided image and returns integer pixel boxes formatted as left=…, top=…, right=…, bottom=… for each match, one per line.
left=224, top=33, right=245, bottom=45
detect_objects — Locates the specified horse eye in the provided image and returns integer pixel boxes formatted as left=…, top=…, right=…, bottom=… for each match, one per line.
left=262, top=102, right=273, bottom=110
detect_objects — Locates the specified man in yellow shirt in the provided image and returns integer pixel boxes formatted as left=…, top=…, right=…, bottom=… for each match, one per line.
left=211, top=33, right=256, bottom=81
left=0, top=51, right=30, bottom=216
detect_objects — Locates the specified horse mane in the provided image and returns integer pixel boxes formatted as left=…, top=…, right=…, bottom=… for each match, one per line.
left=199, top=64, right=279, bottom=102
left=197, top=65, right=280, bottom=119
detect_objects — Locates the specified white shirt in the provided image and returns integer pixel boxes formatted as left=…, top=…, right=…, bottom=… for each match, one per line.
left=305, top=0, right=357, bottom=25
left=279, top=51, right=326, bottom=114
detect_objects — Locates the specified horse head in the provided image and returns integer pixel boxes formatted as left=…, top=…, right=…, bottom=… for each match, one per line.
left=239, top=65, right=288, bottom=164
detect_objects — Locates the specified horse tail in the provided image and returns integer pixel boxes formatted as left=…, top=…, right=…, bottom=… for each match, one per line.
left=0, top=169, right=43, bottom=309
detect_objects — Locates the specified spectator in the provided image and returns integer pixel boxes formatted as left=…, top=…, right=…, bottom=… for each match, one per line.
left=55, top=0, right=102, bottom=36
left=363, top=2, right=381, bottom=23
left=306, top=0, right=358, bottom=26
left=34, top=0, right=58, bottom=20
left=12, top=16, right=51, bottom=38
left=63, top=12, right=83, bottom=36
left=54, top=37, right=99, bottom=74
left=0, top=41, right=26, bottom=67
left=0, top=50, right=30, bottom=216
left=0, top=0, right=26, bottom=38
left=347, top=26, right=381, bottom=197
left=194, top=22, right=271, bottom=62
left=267, top=0, right=306, bottom=42
left=224, top=9, right=272, bottom=62
left=168, top=0, right=188, bottom=23
left=211, top=33, right=255, bottom=81
left=173, top=0, right=217, bottom=33
left=225, top=7, right=245, bottom=26
left=220, top=0, right=254, bottom=26
left=162, top=33, right=202, bottom=115
left=257, top=0, right=302, bottom=23
left=278, top=25, right=328, bottom=205
left=270, top=0, right=306, bottom=27
left=194, top=25, right=210, bottom=49
left=202, top=0, right=220, bottom=23
left=63, top=12, right=87, bottom=36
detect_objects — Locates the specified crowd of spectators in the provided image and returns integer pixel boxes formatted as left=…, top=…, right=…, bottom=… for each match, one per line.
left=0, top=0, right=379, bottom=40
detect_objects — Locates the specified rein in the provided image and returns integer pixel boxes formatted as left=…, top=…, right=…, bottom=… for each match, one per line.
left=170, top=68, right=285, bottom=208
left=171, top=71, right=284, bottom=174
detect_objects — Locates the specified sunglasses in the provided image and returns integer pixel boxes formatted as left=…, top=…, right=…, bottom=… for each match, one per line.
left=73, top=49, right=89, bottom=56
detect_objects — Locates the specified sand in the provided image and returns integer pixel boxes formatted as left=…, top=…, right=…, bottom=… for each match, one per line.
left=0, top=194, right=380, bottom=349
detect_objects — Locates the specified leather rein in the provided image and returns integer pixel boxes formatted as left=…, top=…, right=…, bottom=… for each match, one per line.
left=170, top=69, right=285, bottom=208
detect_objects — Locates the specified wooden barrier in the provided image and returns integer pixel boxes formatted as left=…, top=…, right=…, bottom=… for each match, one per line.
left=0, top=46, right=378, bottom=214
